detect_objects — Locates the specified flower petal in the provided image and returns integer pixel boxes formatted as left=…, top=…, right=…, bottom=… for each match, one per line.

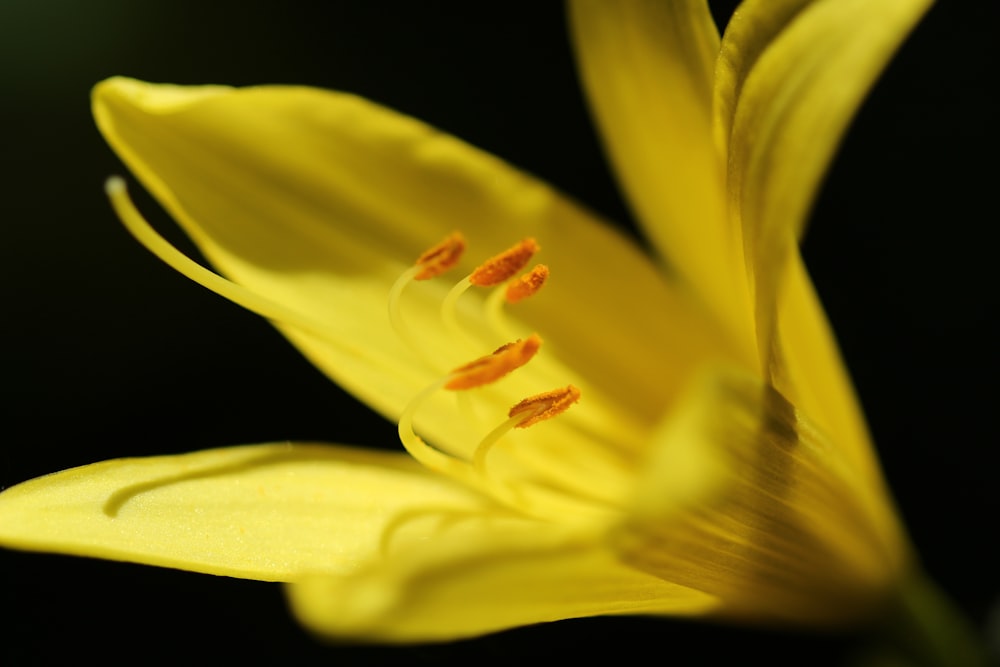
left=713, top=0, right=812, bottom=157
left=774, top=251, right=889, bottom=488
left=568, top=1, right=755, bottom=352
left=0, top=443, right=494, bottom=581
left=720, top=0, right=933, bottom=243
left=287, top=522, right=717, bottom=642
left=613, top=367, right=911, bottom=626
left=92, top=78, right=741, bottom=457
left=716, top=0, right=931, bottom=471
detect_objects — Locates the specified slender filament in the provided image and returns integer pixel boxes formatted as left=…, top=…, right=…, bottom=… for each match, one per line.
left=396, top=377, right=471, bottom=479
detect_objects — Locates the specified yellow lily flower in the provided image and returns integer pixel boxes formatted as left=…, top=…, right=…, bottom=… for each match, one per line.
left=2, top=0, right=973, bottom=655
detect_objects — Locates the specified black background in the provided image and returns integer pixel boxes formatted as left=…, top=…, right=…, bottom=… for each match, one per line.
left=1, top=1, right=996, bottom=664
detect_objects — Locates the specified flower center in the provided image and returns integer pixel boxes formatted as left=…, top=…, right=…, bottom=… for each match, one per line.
left=388, top=234, right=584, bottom=511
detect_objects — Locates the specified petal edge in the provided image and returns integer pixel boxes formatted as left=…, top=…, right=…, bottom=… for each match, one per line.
left=0, top=443, right=493, bottom=581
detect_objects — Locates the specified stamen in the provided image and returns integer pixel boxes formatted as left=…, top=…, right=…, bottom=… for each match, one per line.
left=473, top=385, right=581, bottom=475
left=508, top=384, right=582, bottom=428
left=439, top=275, right=474, bottom=342
left=469, top=238, right=540, bottom=287
left=414, top=232, right=466, bottom=280
left=396, top=377, right=471, bottom=478
left=445, top=334, right=542, bottom=390
left=485, top=264, right=550, bottom=340
left=441, top=239, right=540, bottom=346
left=505, top=264, right=549, bottom=304
left=104, top=177, right=342, bottom=345
left=388, top=232, right=466, bottom=361
left=397, top=335, right=542, bottom=479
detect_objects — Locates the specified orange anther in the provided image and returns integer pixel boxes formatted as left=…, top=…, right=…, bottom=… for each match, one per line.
left=505, top=264, right=549, bottom=304
left=446, top=334, right=542, bottom=390
left=509, top=385, right=581, bottom=428
left=469, top=238, right=540, bottom=287
left=414, top=232, right=466, bottom=280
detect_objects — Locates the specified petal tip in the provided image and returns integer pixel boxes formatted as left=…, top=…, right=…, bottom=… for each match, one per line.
left=92, top=76, right=233, bottom=116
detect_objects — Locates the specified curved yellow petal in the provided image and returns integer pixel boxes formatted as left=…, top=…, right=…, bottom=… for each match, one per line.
left=288, top=523, right=717, bottom=642
left=723, top=0, right=933, bottom=244
left=717, top=0, right=931, bottom=470
left=614, top=367, right=911, bottom=627
left=775, top=251, right=888, bottom=489
left=569, top=1, right=755, bottom=356
left=713, top=0, right=812, bottom=156
left=92, top=77, right=741, bottom=458
left=0, top=443, right=495, bottom=581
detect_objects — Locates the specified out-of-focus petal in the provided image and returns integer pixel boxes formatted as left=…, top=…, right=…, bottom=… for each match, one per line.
left=0, top=443, right=495, bottom=581
left=721, top=0, right=932, bottom=243
left=568, top=1, right=755, bottom=354
left=773, top=251, right=889, bottom=489
left=716, top=0, right=931, bottom=461
left=614, top=367, right=911, bottom=626
left=288, top=522, right=716, bottom=642
left=713, top=0, right=812, bottom=156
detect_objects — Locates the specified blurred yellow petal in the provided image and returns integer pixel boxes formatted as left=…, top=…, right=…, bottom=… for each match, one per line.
left=92, top=77, right=739, bottom=455
left=288, top=524, right=716, bottom=643
left=0, top=443, right=494, bottom=581
left=722, top=0, right=933, bottom=244
left=713, top=0, right=812, bottom=156
left=615, top=366, right=911, bottom=626
left=774, top=251, right=888, bottom=488
left=568, top=1, right=755, bottom=356
left=715, top=0, right=931, bottom=481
